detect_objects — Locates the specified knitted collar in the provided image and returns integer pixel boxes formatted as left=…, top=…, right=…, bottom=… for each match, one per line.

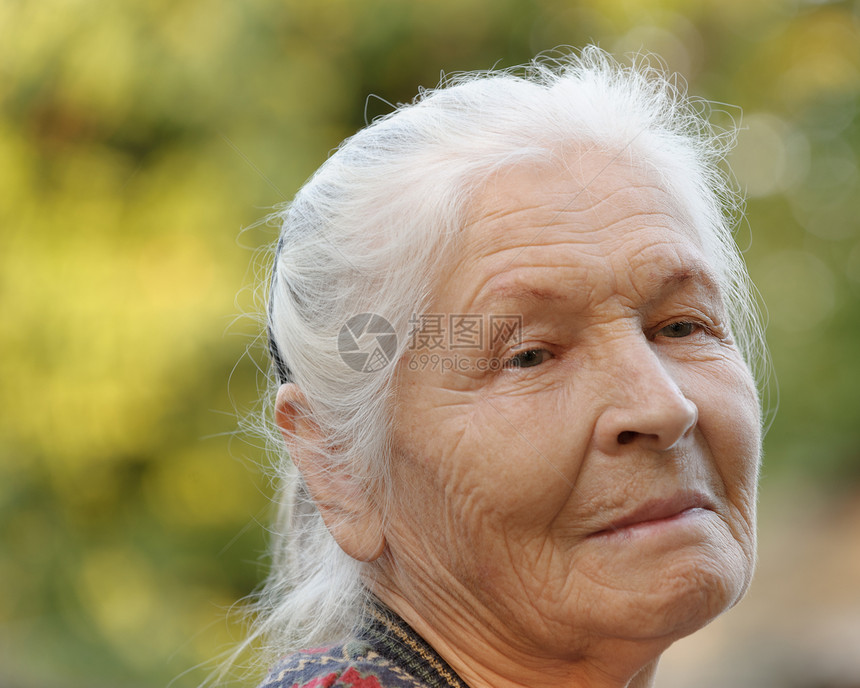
left=361, top=601, right=470, bottom=688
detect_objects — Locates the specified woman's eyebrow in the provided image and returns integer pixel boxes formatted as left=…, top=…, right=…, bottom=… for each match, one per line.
left=476, top=283, right=570, bottom=310
left=473, top=263, right=722, bottom=313
left=651, top=265, right=723, bottom=303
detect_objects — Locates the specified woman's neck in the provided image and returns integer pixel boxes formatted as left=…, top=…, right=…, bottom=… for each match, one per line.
left=371, top=580, right=664, bottom=688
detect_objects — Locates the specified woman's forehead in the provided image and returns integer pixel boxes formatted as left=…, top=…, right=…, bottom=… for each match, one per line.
left=436, top=156, right=713, bottom=310
left=465, top=154, right=696, bottom=239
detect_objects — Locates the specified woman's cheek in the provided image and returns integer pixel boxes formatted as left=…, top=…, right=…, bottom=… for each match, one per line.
left=691, top=359, right=760, bottom=540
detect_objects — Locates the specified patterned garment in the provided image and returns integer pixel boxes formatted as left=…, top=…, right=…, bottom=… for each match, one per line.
left=259, top=603, right=469, bottom=688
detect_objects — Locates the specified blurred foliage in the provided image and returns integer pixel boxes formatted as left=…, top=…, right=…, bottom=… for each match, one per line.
left=0, top=0, right=858, bottom=686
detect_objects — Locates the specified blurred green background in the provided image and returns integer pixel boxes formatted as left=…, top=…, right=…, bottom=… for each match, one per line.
left=1, top=1, right=859, bottom=686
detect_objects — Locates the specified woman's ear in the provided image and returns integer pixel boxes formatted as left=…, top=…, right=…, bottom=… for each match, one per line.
left=275, top=383, right=386, bottom=562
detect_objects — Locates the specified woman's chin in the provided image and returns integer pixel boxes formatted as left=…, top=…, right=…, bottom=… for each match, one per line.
left=573, top=541, right=753, bottom=643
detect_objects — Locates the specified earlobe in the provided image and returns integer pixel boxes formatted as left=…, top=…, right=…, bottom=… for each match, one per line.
left=275, top=384, right=387, bottom=562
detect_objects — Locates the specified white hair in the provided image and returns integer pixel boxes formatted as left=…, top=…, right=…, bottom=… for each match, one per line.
left=244, top=46, right=763, bottom=675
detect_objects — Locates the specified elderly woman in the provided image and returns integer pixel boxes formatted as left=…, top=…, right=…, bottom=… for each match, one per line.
left=256, top=47, right=763, bottom=688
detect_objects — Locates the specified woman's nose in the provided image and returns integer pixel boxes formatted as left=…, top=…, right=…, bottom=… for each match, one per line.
left=592, top=343, right=698, bottom=455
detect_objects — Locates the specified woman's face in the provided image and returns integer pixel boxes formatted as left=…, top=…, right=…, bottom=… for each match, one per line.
left=378, top=156, right=761, bottom=664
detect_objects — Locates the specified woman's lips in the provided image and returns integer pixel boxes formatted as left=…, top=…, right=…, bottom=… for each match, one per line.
left=590, top=492, right=714, bottom=538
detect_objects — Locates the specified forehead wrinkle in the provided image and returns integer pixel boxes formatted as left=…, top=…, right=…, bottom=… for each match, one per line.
left=462, top=249, right=722, bottom=319
left=570, top=179, right=675, bottom=218
left=461, top=158, right=698, bottom=261
left=465, top=192, right=693, bottom=268
left=456, top=216, right=676, bottom=290
left=449, top=222, right=719, bottom=315
left=471, top=180, right=675, bottom=241
left=441, top=160, right=711, bottom=316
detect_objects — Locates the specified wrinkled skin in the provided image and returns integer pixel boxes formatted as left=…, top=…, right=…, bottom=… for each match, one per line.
left=372, top=155, right=761, bottom=688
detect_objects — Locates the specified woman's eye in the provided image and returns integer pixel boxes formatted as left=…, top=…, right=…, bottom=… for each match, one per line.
left=505, top=348, right=551, bottom=369
left=659, top=321, right=698, bottom=338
